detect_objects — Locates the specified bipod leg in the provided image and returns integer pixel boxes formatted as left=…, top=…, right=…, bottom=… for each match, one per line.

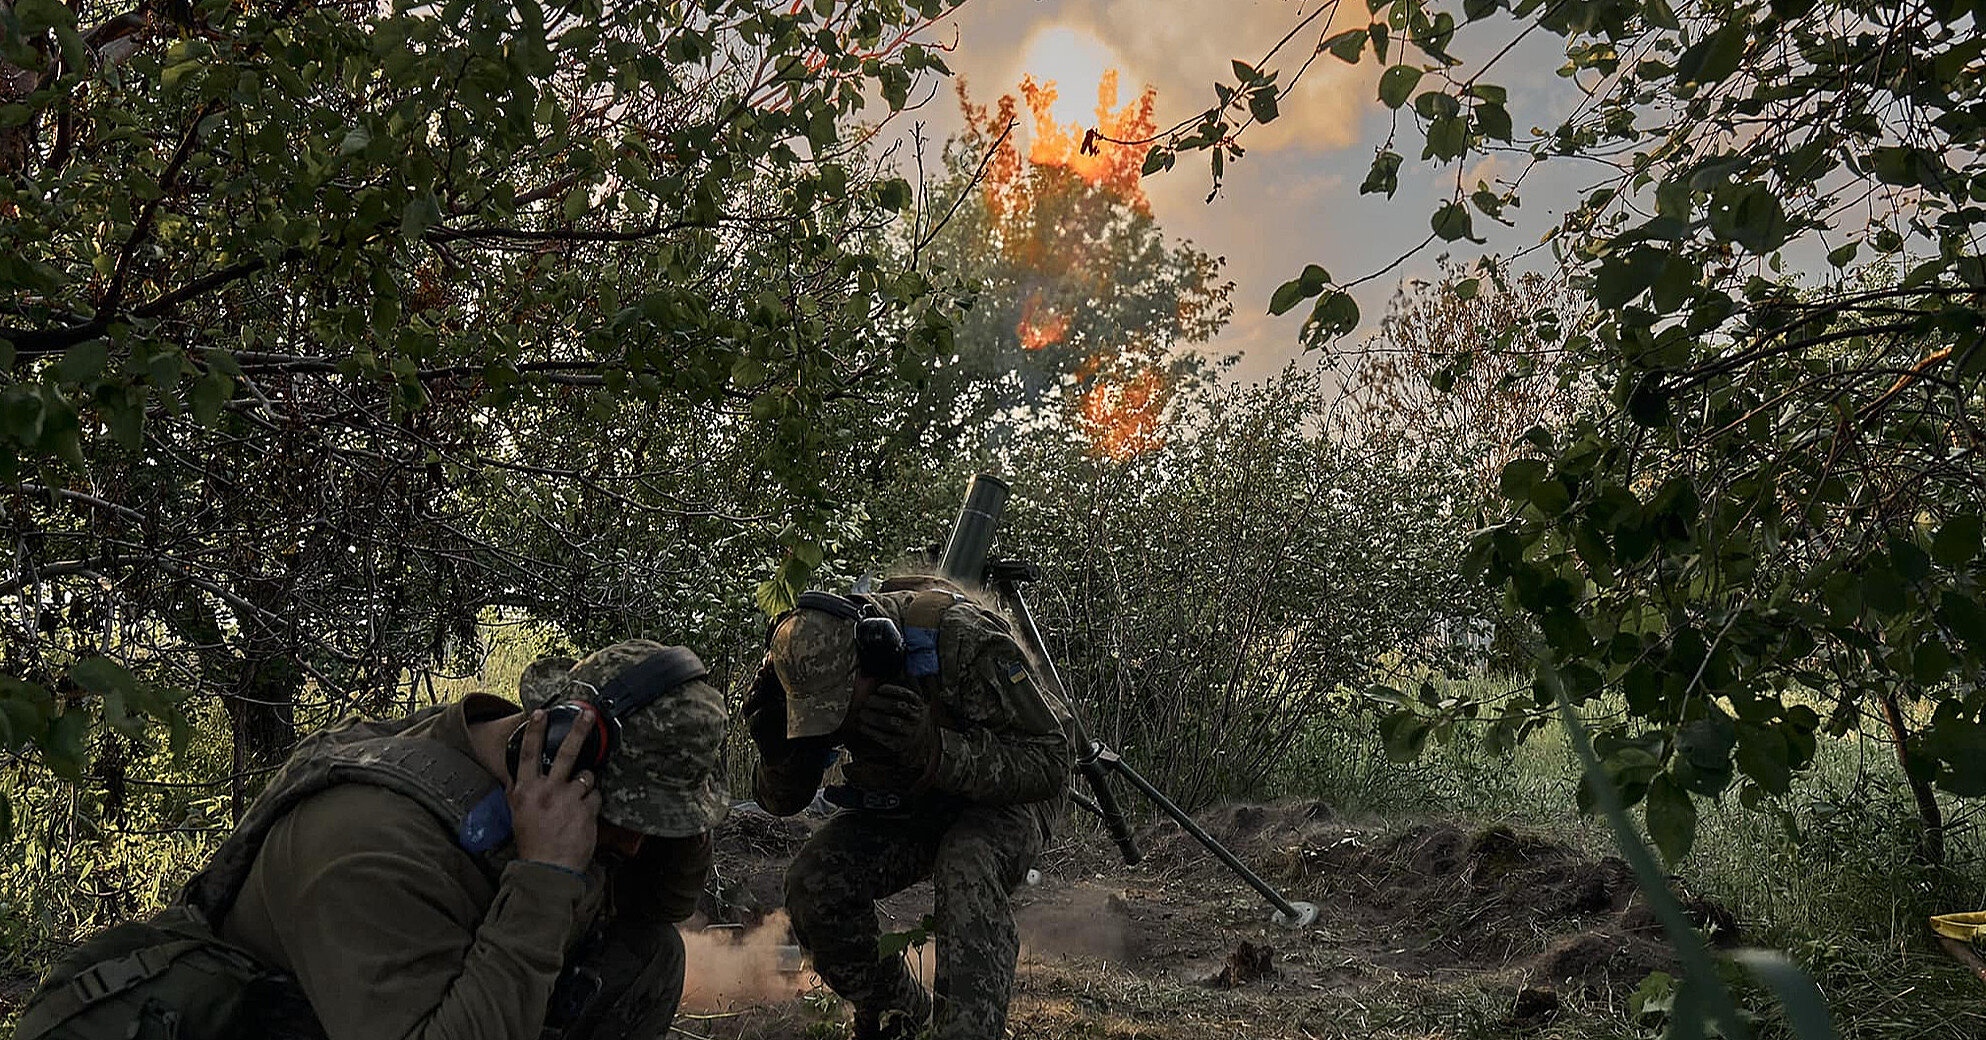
left=1079, top=743, right=1143, bottom=865
left=1105, top=753, right=1318, bottom=929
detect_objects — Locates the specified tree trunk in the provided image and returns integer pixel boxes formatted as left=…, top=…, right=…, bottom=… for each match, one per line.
left=1876, top=686, right=1945, bottom=866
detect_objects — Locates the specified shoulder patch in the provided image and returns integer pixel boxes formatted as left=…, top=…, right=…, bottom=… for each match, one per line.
left=1006, top=660, right=1030, bottom=686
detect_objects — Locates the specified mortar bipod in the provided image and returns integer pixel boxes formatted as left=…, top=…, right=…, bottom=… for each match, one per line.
left=988, top=563, right=1318, bottom=931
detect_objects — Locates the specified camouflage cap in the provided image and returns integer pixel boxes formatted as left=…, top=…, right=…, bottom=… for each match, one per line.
left=518, top=640, right=730, bottom=837
left=768, top=608, right=859, bottom=739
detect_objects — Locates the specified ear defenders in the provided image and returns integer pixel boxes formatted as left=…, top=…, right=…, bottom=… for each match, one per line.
left=506, top=646, right=709, bottom=779
left=768, top=590, right=908, bottom=679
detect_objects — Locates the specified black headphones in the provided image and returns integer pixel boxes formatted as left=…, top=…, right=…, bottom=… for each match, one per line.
left=506, top=647, right=709, bottom=779
left=768, top=591, right=907, bottom=679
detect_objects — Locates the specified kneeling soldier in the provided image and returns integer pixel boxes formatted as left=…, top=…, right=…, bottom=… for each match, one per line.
left=747, top=580, right=1075, bottom=1040
left=20, top=639, right=727, bottom=1040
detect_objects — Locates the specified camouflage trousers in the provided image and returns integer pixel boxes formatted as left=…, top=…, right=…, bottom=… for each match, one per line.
left=785, top=801, right=1050, bottom=1040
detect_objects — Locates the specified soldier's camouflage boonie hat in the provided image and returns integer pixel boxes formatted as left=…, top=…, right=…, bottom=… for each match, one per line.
left=518, top=639, right=729, bottom=837
left=768, top=608, right=860, bottom=740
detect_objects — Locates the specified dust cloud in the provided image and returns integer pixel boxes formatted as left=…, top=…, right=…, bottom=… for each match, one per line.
left=679, top=890, right=1124, bottom=1015
left=679, top=912, right=818, bottom=1011
left=1018, top=885, right=1132, bottom=963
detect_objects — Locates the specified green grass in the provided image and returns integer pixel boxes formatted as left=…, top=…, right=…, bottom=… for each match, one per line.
left=1266, top=672, right=1986, bottom=1039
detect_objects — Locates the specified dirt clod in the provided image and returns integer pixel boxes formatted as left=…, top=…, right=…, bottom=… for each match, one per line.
left=1208, top=941, right=1277, bottom=988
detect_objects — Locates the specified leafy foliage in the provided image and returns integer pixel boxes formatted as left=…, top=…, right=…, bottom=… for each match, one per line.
left=0, top=0, right=969, bottom=836
left=1167, top=0, right=1986, bottom=870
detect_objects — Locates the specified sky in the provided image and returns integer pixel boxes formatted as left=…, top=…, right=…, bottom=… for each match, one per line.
left=891, top=0, right=1594, bottom=385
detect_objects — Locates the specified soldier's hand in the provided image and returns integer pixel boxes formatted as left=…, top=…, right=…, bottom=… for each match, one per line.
left=744, top=660, right=792, bottom=753
left=852, top=683, right=939, bottom=772
left=508, top=708, right=601, bottom=872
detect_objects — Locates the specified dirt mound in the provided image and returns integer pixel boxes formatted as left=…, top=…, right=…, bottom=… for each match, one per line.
left=1292, top=821, right=1738, bottom=993
left=704, top=807, right=819, bottom=925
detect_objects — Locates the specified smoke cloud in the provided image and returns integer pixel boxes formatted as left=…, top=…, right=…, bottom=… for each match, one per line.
left=680, top=912, right=817, bottom=1012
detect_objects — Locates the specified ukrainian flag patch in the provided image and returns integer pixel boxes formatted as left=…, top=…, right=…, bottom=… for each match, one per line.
left=1007, top=660, right=1029, bottom=685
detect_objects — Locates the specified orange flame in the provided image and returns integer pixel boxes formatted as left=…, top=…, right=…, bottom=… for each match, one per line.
left=1077, top=368, right=1171, bottom=461
left=1019, top=71, right=1155, bottom=211
left=1017, top=291, right=1071, bottom=350
left=961, top=71, right=1158, bottom=222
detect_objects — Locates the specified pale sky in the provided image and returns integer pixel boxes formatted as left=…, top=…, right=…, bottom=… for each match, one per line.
left=894, top=0, right=1591, bottom=384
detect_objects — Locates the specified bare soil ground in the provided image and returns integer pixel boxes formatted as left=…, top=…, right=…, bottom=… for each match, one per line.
left=684, top=801, right=1742, bottom=1040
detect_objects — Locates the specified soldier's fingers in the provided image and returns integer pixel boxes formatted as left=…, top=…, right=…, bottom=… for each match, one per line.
left=546, top=704, right=593, bottom=783
left=874, top=684, right=921, bottom=706
left=865, top=699, right=922, bottom=727
left=859, top=712, right=915, bottom=742
left=515, top=710, right=548, bottom=782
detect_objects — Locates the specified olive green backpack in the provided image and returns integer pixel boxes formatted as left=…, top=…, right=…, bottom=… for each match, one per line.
left=14, top=705, right=498, bottom=1040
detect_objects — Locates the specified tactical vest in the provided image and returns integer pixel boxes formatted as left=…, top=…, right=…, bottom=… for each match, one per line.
left=828, top=587, right=1076, bottom=806
left=17, top=703, right=504, bottom=1040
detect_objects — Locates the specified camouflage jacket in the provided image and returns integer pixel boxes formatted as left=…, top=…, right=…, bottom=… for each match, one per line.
left=756, top=589, right=1076, bottom=813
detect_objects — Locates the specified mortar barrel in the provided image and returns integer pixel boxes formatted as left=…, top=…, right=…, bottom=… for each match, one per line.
left=939, top=473, right=1010, bottom=587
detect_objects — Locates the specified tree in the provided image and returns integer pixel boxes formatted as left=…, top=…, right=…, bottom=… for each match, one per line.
left=1154, top=0, right=1986, bottom=875
left=0, top=0, right=969, bottom=832
left=1338, top=261, right=1587, bottom=491
left=879, top=72, right=1233, bottom=469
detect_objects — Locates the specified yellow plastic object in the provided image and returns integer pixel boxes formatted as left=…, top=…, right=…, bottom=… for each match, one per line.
left=1930, top=912, right=1986, bottom=941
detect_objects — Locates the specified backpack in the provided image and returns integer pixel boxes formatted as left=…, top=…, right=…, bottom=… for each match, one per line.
left=15, top=702, right=503, bottom=1040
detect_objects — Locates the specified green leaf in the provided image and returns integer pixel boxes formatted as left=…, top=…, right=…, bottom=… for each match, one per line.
left=190, top=370, right=232, bottom=427
left=1248, top=87, right=1279, bottom=124
left=1498, top=457, right=1548, bottom=497
left=1862, top=565, right=1906, bottom=615
left=1379, top=711, right=1431, bottom=762
left=1475, top=101, right=1512, bottom=142
left=339, top=123, right=372, bottom=156
left=401, top=194, right=444, bottom=239
left=877, top=178, right=913, bottom=212
left=58, top=340, right=110, bottom=385
left=1323, top=28, right=1367, bottom=63
left=1378, top=65, right=1423, bottom=109
left=1430, top=201, right=1474, bottom=241
left=71, top=656, right=136, bottom=696
left=1933, top=514, right=1981, bottom=568
left=1735, top=724, right=1792, bottom=795
left=1730, top=949, right=1843, bottom=1039
left=1269, top=264, right=1329, bottom=315
left=43, top=709, right=90, bottom=780
left=1644, top=774, right=1697, bottom=865
left=1675, top=24, right=1749, bottom=86
left=1303, top=291, right=1360, bottom=343
left=1424, top=115, right=1468, bottom=161
left=877, top=914, right=935, bottom=960
left=1360, top=149, right=1403, bottom=196
left=1413, top=91, right=1460, bottom=120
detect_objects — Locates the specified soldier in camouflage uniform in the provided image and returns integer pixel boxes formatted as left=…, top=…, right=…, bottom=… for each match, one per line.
left=212, top=640, right=729, bottom=1040
left=747, top=580, right=1075, bottom=1040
